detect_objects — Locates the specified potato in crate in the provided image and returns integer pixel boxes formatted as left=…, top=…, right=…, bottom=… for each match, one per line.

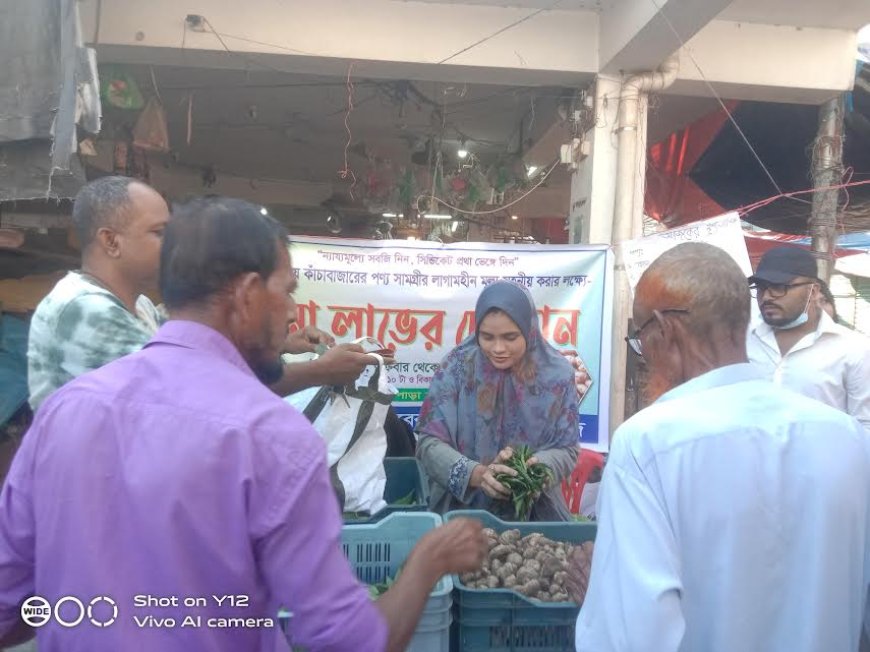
left=444, top=510, right=596, bottom=652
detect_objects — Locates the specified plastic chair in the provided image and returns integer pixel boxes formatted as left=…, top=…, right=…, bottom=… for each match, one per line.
left=562, top=448, right=605, bottom=514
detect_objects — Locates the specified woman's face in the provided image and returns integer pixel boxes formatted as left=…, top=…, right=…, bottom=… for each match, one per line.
left=478, top=310, right=527, bottom=370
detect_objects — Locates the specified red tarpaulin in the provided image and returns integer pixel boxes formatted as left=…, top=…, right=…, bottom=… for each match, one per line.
left=645, top=101, right=739, bottom=228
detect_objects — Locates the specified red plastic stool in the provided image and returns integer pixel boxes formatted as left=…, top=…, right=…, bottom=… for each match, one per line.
left=561, top=449, right=605, bottom=514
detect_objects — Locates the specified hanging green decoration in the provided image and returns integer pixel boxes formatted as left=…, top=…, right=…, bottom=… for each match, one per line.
left=467, top=183, right=481, bottom=205
left=99, top=65, right=145, bottom=110
left=495, top=167, right=509, bottom=194
left=398, top=169, right=414, bottom=206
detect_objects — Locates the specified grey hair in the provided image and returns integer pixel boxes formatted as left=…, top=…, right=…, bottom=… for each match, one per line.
left=71, top=176, right=137, bottom=248
left=636, top=242, right=751, bottom=340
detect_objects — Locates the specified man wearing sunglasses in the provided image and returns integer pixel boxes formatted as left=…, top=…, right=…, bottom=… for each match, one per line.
left=576, top=243, right=870, bottom=652
left=746, top=246, right=870, bottom=430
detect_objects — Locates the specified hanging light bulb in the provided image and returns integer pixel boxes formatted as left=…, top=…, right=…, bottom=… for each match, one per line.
left=457, top=140, right=468, bottom=159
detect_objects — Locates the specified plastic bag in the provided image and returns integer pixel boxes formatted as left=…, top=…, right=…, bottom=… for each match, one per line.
left=132, top=98, right=170, bottom=152
left=290, top=341, right=397, bottom=514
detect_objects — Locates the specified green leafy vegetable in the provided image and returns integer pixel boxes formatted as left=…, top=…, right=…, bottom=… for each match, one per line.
left=495, top=445, right=553, bottom=521
left=367, top=569, right=400, bottom=600
left=393, top=490, right=417, bottom=506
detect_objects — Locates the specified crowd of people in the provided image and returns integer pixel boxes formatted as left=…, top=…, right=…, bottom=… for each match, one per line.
left=0, top=174, right=868, bottom=650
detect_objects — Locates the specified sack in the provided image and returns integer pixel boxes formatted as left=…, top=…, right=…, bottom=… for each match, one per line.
left=132, top=98, right=170, bottom=152
left=290, top=340, right=397, bottom=514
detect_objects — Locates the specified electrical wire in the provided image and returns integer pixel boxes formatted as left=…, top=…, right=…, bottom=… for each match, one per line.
left=645, top=0, right=785, bottom=197
left=337, top=62, right=357, bottom=199
left=436, top=0, right=564, bottom=65
left=737, top=178, right=870, bottom=217
left=416, top=159, right=559, bottom=216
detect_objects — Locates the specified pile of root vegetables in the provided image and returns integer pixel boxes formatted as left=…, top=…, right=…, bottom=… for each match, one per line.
left=459, top=528, right=594, bottom=604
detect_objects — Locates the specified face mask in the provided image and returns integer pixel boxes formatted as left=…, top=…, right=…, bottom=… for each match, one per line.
left=772, top=286, right=815, bottom=330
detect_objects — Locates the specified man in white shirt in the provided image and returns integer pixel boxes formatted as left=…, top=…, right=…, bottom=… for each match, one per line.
left=746, top=246, right=870, bottom=430
left=575, top=242, right=870, bottom=652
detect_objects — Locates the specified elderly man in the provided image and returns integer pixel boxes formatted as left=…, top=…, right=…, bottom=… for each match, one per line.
left=575, top=243, right=870, bottom=652
left=0, top=198, right=487, bottom=651
left=746, top=246, right=870, bottom=429
left=27, top=176, right=370, bottom=411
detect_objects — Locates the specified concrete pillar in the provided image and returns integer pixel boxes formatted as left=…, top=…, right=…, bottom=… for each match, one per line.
left=568, top=75, right=621, bottom=245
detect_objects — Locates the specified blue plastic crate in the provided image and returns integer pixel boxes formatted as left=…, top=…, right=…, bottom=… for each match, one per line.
left=444, top=510, right=596, bottom=652
left=343, top=512, right=451, bottom=652
left=343, top=457, right=429, bottom=524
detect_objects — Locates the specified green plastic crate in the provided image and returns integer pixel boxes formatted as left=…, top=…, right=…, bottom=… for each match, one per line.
left=343, top=512, right=452, bottom=652
left=444, top=510, right=597, bottom=652
left=342, top=457, right=429, bottom=524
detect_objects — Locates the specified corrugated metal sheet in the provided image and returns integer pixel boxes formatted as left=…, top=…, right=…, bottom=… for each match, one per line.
left=0, top=0, right=97, bottom=200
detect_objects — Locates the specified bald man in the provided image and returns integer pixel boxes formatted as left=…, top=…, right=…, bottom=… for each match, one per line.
left=575, top=243, right=870, bottom=652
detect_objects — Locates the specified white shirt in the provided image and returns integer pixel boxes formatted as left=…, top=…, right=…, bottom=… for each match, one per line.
left=576, top=364, right=870, bottom=652
left=747, top=311, right=870, bottom=430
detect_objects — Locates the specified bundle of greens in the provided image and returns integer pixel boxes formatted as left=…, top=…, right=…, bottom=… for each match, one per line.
left=495, top=445, right=553, bottom=521
left=367, top=568, right=401, bottom=600
left=393, top=490, right=417, bottom=506
left=367, top=576, right=394, bottom=600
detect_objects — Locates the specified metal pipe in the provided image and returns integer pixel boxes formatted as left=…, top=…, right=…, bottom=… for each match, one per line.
left=609, top=53, right=680, bottom=435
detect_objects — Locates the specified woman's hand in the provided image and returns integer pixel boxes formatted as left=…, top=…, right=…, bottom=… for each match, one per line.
left=470, top=447, right=518, bottom=500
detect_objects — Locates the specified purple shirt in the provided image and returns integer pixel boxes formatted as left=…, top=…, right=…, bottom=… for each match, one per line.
left=0, top=321, right=387, bottom=651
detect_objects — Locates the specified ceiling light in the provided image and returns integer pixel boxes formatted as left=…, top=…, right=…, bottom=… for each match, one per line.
left=260, top=207, right=268, bottom=215
left=423, top=213, right=452, bottom=220
left=457, top=148, right=468, bottom=159
left=527, top=166, right=539, bottom=177
left=382, top=212, right=398, bottom=218
left=511, top=214, right=519, bottom=221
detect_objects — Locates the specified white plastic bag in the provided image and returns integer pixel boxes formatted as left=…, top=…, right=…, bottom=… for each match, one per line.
left=292, top=341, right=396, bottom=514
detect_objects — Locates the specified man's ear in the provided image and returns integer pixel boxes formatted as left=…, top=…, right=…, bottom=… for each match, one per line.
left=651, top=309, right=681, bottom=350
left=232, top=272, right=263, bottom=323
left=95, top=227, right=121, bottom=258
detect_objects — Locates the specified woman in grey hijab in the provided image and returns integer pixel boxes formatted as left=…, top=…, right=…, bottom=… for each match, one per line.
left=416, top=281, right=579, bottom=521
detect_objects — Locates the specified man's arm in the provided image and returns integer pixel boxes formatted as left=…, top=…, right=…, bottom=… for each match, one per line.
left=846, top=343, right=870, bottom=431
left=0, top=433, right=37, bottom=646
left=575, top=459, right=684, bottom=652
left=255, top=433, right=485, bottom=652
left=268, top=344, right=373, bottom=397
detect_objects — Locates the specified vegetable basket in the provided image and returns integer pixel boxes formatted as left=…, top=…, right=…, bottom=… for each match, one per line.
left=343, top=512, right=452, bottom=652
left=444, top=510, right=596, bottom=652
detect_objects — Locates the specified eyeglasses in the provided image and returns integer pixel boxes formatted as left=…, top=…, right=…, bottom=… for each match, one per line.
left=749, top=281, right=815, bottom=299
left=625, top=309, right=690, bottom=357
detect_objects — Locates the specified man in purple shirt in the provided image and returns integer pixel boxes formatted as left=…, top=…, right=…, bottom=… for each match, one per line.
left=0, top=197, right=487, bottom=651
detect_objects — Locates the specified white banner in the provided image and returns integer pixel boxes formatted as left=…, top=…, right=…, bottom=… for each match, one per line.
left=622, top=212, right=752, bottom=290
left=288, top=237, right=613, bottom=450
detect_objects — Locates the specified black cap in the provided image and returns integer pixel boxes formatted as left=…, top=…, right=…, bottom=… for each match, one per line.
left=749, top=247, right=819, bottom=285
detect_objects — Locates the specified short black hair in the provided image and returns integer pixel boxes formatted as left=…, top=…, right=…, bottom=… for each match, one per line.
left=72, top=176, right=136, bottom=247
left=160, top=197, right=288, bottom=310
